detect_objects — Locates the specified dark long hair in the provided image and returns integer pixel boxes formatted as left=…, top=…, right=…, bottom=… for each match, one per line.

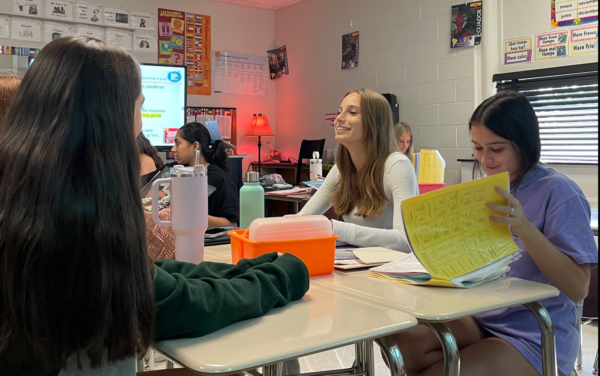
left=0, top=36, right=154, bottom=371
left=469, top=91, right=541, bottom=190
left=137, top=132, right=165, bottom=169
left=179, top=122, right=230, bottom=173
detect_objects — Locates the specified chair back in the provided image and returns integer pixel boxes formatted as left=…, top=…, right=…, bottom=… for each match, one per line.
left=582, top=265, right=598, bottom=319
left=296, top=139, right=325, bottom=185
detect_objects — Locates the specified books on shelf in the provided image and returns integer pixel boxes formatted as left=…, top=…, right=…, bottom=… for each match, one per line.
left=370, top=172, right=520, bottom=288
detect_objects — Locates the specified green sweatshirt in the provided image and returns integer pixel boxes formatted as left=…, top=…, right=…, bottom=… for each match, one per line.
left=1, top=252, right=309, bottom=376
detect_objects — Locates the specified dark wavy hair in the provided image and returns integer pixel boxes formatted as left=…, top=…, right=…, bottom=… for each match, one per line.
left=0, top=36, right=154, bottom=371
left=178, top=122, right=230, bottom=174
left=469, top=91, right=541, bottom=190
left=137, top=132, right=165, bottom=170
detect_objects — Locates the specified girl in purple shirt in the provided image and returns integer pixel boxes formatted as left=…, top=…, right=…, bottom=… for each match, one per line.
left=391, top=91, right=597, bottom=376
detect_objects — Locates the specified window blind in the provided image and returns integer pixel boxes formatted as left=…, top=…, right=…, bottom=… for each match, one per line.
left=494, top=63, right=598, bottom=165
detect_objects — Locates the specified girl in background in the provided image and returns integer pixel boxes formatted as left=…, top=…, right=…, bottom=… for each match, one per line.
left=394, top=122, right=414, bottom=162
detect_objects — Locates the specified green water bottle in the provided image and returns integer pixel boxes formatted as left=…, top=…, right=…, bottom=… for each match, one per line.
left=240, top=171, right=264, bottom=229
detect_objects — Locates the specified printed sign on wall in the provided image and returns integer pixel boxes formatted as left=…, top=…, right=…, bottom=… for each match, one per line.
left=130, top=10, right=155, bottom=30
left=133, top=31, right=156, bottom=52
left=184, top=12, right=211, bottom=95
left=104, top=6, right=129, bottom=27
left=569, top=25, right=599, bottom=55
left=451, top=1, right=483, bottom=48
left=536, top=31, right=569, bottom=59
left=76, top=24, right=103, bottom=39
left=504, top=36, right=533, bottom=64
left=11, top=17, right=42, bottom=42
left=43, top=21, right=75, bottom=43
left=552, top=0, right=598, bottom=28
left=75, top=1, right=102, bottom=24
left=13, top=0, right=43, bottom=17
left=0, top=16, right=10, bottom=40
left=105, top=28, right=132, bottom=50
left=158, top=8, right=185, bottom=65
left=45, top=0, right=73, bottom=20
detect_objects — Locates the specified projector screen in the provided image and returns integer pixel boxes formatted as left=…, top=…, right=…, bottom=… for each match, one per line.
left=139, top=64, right=187, bottom=151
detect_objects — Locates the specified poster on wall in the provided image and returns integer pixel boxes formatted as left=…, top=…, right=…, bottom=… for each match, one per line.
left=184, top=12, right=211, bottom=95
left=13, top=0, right=42, bottom=17
left=451, top=1, right=482, bottom=48
left=157, top=8, right=185, bottom=65
left=569, top=25, right=598, bottom=55
left=130, top=10, right=155, bottom=30
left=105, top=28, right=132, bottom=50
left=267, top=45, right=289, bottom=79
left=341, top=31, right=359, bottom=69
left=45, top=0, right=74, bottom=21
left=43, top=21, right=75, bottom=43
left=11, top=18, right=42, bottom=42
left=504, top=36, right=533, bottom=64
left=75, top=2, right=102, bottom=24
left=76, top=24, right=104, bottom=39
left=536, top=31, right=569, bottom=59
left=551, top=0, right=598, bottom=28
left=0, top=16, right=10, bottom=40
left=133, top=31, right=156, bottom=52
left=104, top=6, right=129, bottom=27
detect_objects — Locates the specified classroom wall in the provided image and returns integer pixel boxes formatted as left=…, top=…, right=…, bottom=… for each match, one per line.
left=274, top=0, right=476, bottom=186
left=0, top=0, right=277, bottom=172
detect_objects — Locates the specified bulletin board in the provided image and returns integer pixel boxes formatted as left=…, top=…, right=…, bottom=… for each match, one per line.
left=186, top=107, right=237, bottom=149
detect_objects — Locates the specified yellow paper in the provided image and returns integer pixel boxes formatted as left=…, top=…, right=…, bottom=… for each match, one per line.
left=418, top=150, right=445, bottom=184
left=401, top=172, right=518, bottom=281
left=369, top=272, right=457, bottom=288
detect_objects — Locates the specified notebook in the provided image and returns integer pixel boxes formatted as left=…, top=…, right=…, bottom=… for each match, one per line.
left=370, top=172, right=520, bottom=288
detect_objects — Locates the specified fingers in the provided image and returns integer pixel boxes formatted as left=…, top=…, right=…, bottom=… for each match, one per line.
left=489, top=216, right=512, bottom=224
left=495, top=187, right=519, bottom=207
left=487, top=203, right=511, bottom=214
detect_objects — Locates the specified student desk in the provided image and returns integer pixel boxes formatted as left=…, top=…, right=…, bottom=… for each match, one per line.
left=150, top=245, right=418, bottom=376
left=312, top=271, right=560, bottom=376
left=264, top=193, right=312, bottom=215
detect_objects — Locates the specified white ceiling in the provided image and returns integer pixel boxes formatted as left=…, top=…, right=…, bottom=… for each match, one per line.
left=206, top=0, right=304, bottom=10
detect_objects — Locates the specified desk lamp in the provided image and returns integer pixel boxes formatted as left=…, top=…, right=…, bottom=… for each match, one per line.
left=245, top=113, right=274, bottom=176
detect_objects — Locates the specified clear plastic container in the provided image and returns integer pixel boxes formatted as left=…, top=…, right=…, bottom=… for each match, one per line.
left=248, top=215, right=332, bottom=242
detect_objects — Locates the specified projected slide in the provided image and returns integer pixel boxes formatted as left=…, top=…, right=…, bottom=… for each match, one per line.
left=140, top=64, right=186, bottom=148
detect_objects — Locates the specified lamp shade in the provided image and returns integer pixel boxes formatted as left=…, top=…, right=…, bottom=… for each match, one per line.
left=246, top=113, right=274, bottom=137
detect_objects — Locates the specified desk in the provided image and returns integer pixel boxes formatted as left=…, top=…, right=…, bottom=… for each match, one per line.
left=312, top=270, right=560, bottom=376
left=251, top=162, right=332, bottom=185
left=150, top=245, right=418, bottom=376
left=264, top=193, right=312, bottom=215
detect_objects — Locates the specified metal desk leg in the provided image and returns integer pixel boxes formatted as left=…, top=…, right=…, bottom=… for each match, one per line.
left=355, top=341, right=375, bottom=376
left=263, top=363, right=283, bottom=376
left=375, top=336, right=407, bottom=376
left=421, top=322, right=460, bottom=376
left=524, top=302, right=557, bottom=376
left=294, top=202, right=299, bottom=214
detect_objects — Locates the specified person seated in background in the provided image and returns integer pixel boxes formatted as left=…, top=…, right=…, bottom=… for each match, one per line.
left=394, top=122, right=414, bottom=162
left=0, top=35, right=309, bottom=376
left=0, top=71, right=22, bottom=125
left=299, top=88, right=418, bottom=252
left=137, top=132, right=165, bottom=176
left=389, top=91, right=597, bottom=376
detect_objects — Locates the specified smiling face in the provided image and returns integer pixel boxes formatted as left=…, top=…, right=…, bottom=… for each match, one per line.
left=398, top=132, right=411, bottom=154
left=470, top=123, right=521, bottom=181
left=334, top=92, right=365, bottom=147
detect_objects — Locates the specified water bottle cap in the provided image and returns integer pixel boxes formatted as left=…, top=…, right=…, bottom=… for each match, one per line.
left=312, top=151, right=320, bottom=159
left=245, top=171, right=260, bottom=182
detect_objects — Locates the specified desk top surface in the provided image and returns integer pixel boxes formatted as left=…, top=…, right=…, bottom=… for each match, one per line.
left=154, top=245, right=417, bottom=374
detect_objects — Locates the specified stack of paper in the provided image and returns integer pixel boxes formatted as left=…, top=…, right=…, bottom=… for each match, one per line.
left=335, top=246, right=404, bottom=269
left=417, top=150, right=445, bottom=184
left=369, top=172, right=520, bottom=288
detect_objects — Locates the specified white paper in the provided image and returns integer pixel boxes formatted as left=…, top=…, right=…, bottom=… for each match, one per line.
left=75, top=1, right=102, bottom=24
left=129, top=9, right=154, bottom=30
left=215, top=115, right=232, bottom=139
left=186, top=114, right=195, bottom=124
left=196, top=115, right=214, bottom=125
left=11, top=17, right=42, bottom=42
left=212, top=50, right=269, bottom=96
left=104, top=28, right=132, bottom=50
left=45, top=0, right=73, bottom=21
left=133, top=31, right=156, bottom=52
left=0, top=16, right=10, bottom=40
left=104, top=6, right=129, bottom=27
left=75, top=23, right=103, bottom=39
left=353, top=247, right=405, bottom=264
left=43, top=21, right=75, bottom=43
left=13, top=0, right=42, bottom=17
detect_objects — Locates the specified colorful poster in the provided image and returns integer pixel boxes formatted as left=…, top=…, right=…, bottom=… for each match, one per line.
left=75, top=2, right=102, bottom=24
left=76, top=24, right=103, bottom=39
left=104, top=6, right=129, bottom=27
left=13, top=0, right=42, bottom=17
left=11, top=17, right=42, bottom=42
left=133, top=31, right=156, bottom=52
left=45, top=0, right=73, bottom=20
left=267, top=45, right=289, bottom=79
left=0, top=45, right=39, bottom=56
left=504, top=36, right=533, bottom=64
left=105, top=28, right=132, bottom=51
left=451, top=1, right=482, bottom=48
left=130, top=10, right=155, bottom=30
left=43, top=21, right=75, bottom=43
left=536, top=31, right=569, bottom=59
left=0, top=16, right=10, bottom=40
left=552, top=0, right=598, bottom=28
left=569, top=25, right=598, bottom=54
left=184, top=12, right=211, bottom=95
left=157, top=8, right=185, bottom=66
left=341, top=31, right=359, bottom=69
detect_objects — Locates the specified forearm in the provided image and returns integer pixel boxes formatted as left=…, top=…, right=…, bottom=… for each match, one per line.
left=208, top=215, right=235, bottom=228
left=518, top=222, right=590, bottom=301
left=332, top=221, right=412, bottom=253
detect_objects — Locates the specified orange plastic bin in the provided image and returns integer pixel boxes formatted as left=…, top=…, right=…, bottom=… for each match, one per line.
left=228, top=230, right=338, bottom=276
left=418, top=183, right=445, bottom=195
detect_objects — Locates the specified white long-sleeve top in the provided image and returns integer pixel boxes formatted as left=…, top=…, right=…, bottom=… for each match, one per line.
left=299, top=152, right=418, bottom=252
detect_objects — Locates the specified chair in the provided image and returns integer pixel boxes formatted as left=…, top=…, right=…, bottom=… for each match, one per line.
left=295, top=139, right=326, bottom=185
left=576, top=265, right=598, bottom=374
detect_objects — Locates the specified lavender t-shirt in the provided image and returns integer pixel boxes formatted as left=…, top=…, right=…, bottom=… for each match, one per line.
left=474, top=165, right=598, bottom=376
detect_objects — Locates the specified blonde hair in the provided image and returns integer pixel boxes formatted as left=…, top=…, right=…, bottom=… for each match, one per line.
left=394, top=122, right=414, bottom=161
left=330, top=89, right=399, bottom=218
left=0, top=71, right=22, bottom=125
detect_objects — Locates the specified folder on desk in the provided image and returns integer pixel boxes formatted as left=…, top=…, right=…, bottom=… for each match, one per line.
left=370, top=172, right=520, bottom=288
